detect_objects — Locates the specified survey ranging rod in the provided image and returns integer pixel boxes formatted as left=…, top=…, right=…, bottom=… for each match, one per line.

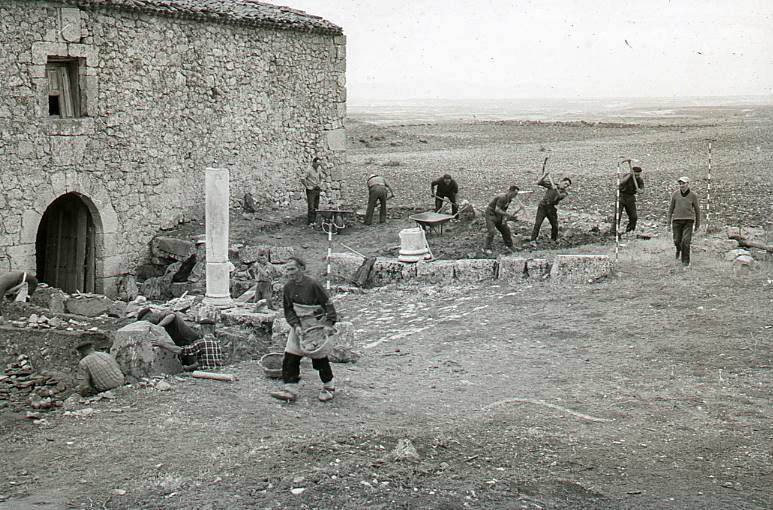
left=321, top=215, right=345, bottom=290
left=615, top=161, right=621, bottom=262
left=706, top=139, right=714, bottom=227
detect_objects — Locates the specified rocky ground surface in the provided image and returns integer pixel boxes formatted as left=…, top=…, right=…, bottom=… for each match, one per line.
left=0, top=238, right=771, bottom=510
left=0, top=107, right=771, bottom=509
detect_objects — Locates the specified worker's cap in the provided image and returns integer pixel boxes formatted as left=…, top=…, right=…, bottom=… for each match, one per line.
left=632, top=166, right=642, bottom=173
left=442, top=174, right=452, bottom=179
left=75, top=341, right=94, bottom=352
left=677, top=176, right=690, bottom=183
left=367, top=174, right=378, bottom=180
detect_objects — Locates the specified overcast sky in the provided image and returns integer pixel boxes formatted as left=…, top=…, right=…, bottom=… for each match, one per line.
left=268, top=0, right=773, bottom=101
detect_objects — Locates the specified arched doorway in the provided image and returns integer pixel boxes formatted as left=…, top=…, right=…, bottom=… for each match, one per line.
left=35, top=193, right=98, bottom=293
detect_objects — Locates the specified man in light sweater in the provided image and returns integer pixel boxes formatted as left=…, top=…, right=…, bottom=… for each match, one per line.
left=301, top=157, right=323, bottom=225
left=667, top=176, right=701, bottom=267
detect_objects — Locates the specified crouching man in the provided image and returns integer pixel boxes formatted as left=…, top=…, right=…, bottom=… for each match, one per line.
left=76, top=341, right=125, bottom=397
left=270, top=257, right=337, bottom=403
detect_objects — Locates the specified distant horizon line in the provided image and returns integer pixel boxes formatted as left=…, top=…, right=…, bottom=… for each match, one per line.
left=348, top=94, right=773, bottom=104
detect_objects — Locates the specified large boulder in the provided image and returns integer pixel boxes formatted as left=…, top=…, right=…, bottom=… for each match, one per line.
left=116, top=275, right=139, bottom=301
left=110, top=321, right=182, bottom=381
left=220, top=307, right=278, bottom=332
left=328, top=253, right=365, bottom=284
left=497, top=256, right=527, bottom=282
left=724, top=248, right=751, bottom=262
left=549, top=255, right=612, bottom=283
left=65, top=294, right=113, bottom=317
left=416, top=260, right=455, bottom=284
left=454, top=259, right=496, bottom=283
left=702, top=238, right=739, bottom=253
left=151, top=236, right=195, bottom=261
left=734, top=255, right=755, bottom=267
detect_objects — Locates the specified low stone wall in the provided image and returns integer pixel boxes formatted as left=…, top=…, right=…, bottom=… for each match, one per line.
left=328, top=252, right=613, bottom=287
left=549, top=255, right=613, bottom=283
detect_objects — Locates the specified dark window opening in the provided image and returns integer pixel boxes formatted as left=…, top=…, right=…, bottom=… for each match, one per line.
left=46, top=58, right=81, bottom=118
left=48, top=94, right=61, bottom=116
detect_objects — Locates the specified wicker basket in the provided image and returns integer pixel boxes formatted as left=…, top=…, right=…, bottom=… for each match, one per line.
left=258, top=352, right=284, bottom=379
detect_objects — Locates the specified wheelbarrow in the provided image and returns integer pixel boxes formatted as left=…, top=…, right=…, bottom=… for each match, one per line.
left=409, top=211, right=456, bottom=235
left=316, top=208, right=355, bottom=234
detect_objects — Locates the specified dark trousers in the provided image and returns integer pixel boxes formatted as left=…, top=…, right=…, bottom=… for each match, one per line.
left=306, top=188, right=320, bottom=225
left=618, top=194, right=638, bottom=232
left=255, top=280, right=275, bottom=309
left=485, top=214, right=513, bottom=250
left=434, top=192, right=458, bottom=216
left=531, top=204, right=558, bottom=241
left=282, top=353, right=334, bottom=384
left=672, top=220, right=694, bottom=265
left=364, top=185, right=388, bottom=225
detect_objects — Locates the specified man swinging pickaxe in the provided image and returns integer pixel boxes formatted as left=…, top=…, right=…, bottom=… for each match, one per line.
left=616, top=158, right=644, bottom=234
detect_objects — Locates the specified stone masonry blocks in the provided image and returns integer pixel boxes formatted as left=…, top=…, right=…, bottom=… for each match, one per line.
left=370, top=257, right=417, bottom=286
left=549, top=255, right=612, bottom=283
left=454, top=259, right=496, bottom=283
left=497, top=256, right=527, bottom=282
left=525, top=258, right=550, bottom=281
left=416, top=260, right=456, bottom=285
left=328, top=252, right=364, bottom=283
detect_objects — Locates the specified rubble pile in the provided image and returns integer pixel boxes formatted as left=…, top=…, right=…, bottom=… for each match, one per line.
left=7, top=314, right=94, bottom=332
left=0, top=355, right=72, bottom=411
left=139, top=236, right=295, bottom=303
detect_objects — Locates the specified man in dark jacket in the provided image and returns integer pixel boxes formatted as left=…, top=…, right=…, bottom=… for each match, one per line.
left=531, top=174, right=571, bottom=244
left=618, top=166, right=644, bottom=234
left=270, top=257, right=337, bottom=403
left=484, top=185, right=522, bottom=254
left=431, top=174, right=459, bottom=216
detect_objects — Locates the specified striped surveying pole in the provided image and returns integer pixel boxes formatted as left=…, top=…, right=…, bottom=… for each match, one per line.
left=706, top=140, right=712, bottom=227
left=615, top=161, right=620, bottom=262
left=326, top=223, right=332, bottom=290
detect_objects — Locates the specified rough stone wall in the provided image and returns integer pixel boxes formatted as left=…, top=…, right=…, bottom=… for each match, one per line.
left=0, top=1, right=346, bottom=294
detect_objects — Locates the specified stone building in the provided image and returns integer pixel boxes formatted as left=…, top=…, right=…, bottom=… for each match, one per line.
left=0, top=0, right=346, bottom=296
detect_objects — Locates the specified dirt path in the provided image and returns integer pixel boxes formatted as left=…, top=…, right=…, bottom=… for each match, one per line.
left=1, top=240, right=770, bottom=509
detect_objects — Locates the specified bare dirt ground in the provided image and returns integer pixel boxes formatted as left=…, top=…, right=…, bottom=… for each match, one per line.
left=1, top=106, right=772, bottom=509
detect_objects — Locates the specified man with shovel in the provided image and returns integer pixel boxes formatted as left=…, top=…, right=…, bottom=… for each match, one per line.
left=270, top=257, right=338, bottom=403
left=431, top=173, right=459, bottom=217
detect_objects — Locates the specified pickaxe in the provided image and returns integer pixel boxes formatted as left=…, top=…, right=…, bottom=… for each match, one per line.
left=619, top=158, right=641, bottom=192
left=541, top=156, right=555, bottom=188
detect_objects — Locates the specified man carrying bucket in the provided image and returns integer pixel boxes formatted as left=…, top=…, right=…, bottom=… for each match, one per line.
left=270, top=257, right=338, bottom=403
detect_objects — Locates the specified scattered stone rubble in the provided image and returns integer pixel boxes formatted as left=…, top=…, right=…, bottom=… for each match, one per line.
left=139, top=237, right=294, bottom=302
left=7, top=314, right=93, bottom=332
left=0, top=355, right=72, bottom=411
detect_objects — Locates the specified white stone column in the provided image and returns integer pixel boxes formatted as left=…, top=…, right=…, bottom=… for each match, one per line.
left=203, top=167, right=232, bottom=306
